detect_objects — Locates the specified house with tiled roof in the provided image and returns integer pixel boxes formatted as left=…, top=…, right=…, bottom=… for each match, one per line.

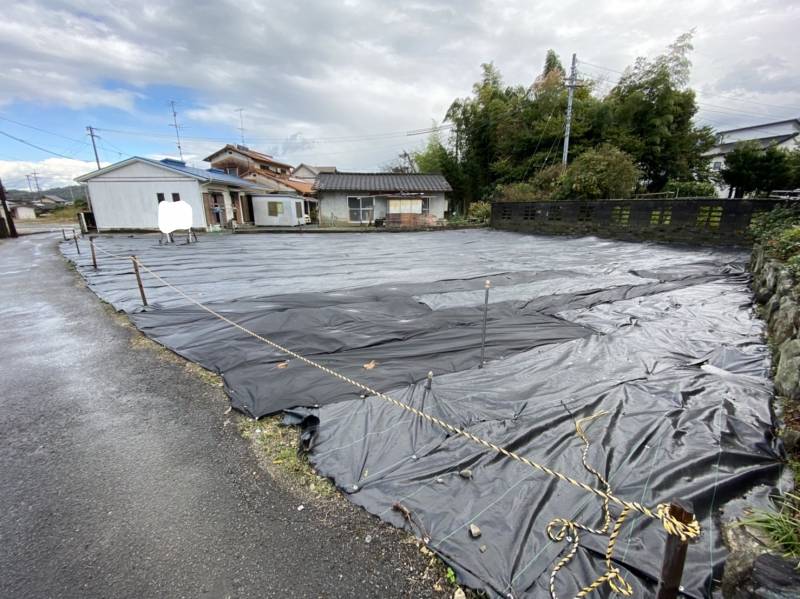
left=204, top=144, right=293, bottom=177
left=314, top=172, right=452, bottom=227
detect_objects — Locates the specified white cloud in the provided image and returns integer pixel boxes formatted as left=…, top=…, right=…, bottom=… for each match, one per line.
left=0, top=158, right=104, bottom=190
left=0, top=0, right=798, bottom=175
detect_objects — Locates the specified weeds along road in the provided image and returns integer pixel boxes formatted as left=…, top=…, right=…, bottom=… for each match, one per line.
left=0, top=233, right=443, bottom=599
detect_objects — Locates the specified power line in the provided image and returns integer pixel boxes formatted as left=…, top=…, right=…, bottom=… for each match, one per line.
left=0, top=130, right=85, bottom=160
left=0, top=115, right=89, bottom=146
left=91, top=123, right=453, bottom=145
left=578, top=59, right=800, bottom=114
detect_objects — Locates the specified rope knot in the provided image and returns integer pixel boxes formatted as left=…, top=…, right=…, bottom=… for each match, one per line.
left=546, top=518, right=576, bottom=543
left=655, top=503, right=701, bottom=541
left=606, top=567, right=633, bottom=596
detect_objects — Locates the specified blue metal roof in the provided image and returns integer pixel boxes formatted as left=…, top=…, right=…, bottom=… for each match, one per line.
left=76, top=156, right=263, bottom=189
left=148, top=158, right=260, bottom=188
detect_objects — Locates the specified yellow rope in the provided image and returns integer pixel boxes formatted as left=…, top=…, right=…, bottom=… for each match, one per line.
left=547, top=413, right=634, bottom=599
left=85, top=242, right=702, bottom=544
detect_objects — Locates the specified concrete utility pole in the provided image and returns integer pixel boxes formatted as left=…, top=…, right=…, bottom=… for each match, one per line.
left=562, top=53, right=578, bottom=167
left=86, top=126, right=101, bottom=170
left=25, top=174, right=33, bottom=193
left=31, top=170, right=41, bottom=196
left=0, top=177, right=18, bottom=238
left=169, top=100, right=184, bottom=161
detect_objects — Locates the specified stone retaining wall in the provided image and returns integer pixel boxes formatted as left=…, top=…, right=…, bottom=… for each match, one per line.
left=751, top=245, right=800, bottom=401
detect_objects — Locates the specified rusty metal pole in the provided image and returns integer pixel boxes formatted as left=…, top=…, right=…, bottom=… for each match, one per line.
left=89, top=236, right=97, bottom=269
left=479, top=279, right=491, bottom=368
left=131, top=255, right=148, bottom=307
left=656, top=500, right=694, bottom=599
left=72, top=229, right=80, bottom=255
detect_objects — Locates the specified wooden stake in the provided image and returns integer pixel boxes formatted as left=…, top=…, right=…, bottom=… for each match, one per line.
left=61, top=228, right=67, bottom=241
left=656, top=500, right=694, bottom=599
left=479, top=279, right=491, bottom=368
left=89, top=236, right=97, bottom=269
left=131, top=255, right=148, bottom=306
left=72, top=229, right=80, bottom=254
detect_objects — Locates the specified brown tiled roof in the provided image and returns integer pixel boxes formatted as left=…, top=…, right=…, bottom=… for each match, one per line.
left=314, top=172, right=452, bottom=193
left=203, top=144, right=293, bottom=170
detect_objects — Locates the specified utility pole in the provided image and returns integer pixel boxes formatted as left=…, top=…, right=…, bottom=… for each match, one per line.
left=0, top=177, right=18, bottom=238
left=86, top=126, right=101, bottom=170
left=169, top=100, right=184, bottom=161
left=25, top=174, right=33, bottom=193
left=235, top=108, right=246, bottom=146
left=562, top=53, right=578, bottom=167
left=31, top=170, right=41, bottom=197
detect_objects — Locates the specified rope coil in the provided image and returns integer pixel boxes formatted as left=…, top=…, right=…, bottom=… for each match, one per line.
left=84, top=243, right=702, bottom=547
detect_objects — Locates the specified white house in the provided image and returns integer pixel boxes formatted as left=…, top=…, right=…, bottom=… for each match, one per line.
left=313, top=172, right=452, bottom=227
left=10, top=204, right=36, bottom=220
left=252, top=195, right=310, bottom=226
left=75, top=157, right=264, bottom=231
left=705, top=118, right=800, bottom=197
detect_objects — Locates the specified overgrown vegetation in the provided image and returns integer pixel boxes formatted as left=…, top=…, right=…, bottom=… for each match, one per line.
left=749, top=207, right=800, bottom=276
left=396, top=31, right=714, bottom=211
left=38, top=199, right=87, bottom=222
left=741, top=493, right=800, bottom=561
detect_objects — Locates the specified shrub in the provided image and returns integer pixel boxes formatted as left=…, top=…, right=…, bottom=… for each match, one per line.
left=467, top=201, right=491, bottom=221
left=494, top=181, right=539, bottom=202
left=766, top=226, right=800, bottom=261
left=563, top=144, right=639, bottom=200
left=749, top=207, right=800, bottom=244
left=664, top=179, right=716, bottom=197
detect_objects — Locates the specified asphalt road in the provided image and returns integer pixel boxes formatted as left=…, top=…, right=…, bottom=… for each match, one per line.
left=0, top=234, right=443, bottom=599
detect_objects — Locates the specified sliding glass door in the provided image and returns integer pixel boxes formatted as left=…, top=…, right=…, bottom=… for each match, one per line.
left=348, top=196, right=374, bottom=223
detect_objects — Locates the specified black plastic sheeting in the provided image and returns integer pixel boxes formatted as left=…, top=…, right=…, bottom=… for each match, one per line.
left=61, top=231, right=786, bottom=598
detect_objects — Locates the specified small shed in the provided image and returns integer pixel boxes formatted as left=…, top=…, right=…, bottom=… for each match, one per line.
left=11, top=205, right=37, bottom=220
left=252, top=195, right=309, bottom=226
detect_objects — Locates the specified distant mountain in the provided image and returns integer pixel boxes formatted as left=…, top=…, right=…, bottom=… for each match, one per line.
left=6, top=185, right=87, bottom=203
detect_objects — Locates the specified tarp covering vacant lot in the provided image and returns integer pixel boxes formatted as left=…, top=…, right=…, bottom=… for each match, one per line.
left=62, top=231, right=784, bottom=598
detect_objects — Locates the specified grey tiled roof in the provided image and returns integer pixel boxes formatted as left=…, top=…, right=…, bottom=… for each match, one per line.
left=314, top=172, right=452, bottom=193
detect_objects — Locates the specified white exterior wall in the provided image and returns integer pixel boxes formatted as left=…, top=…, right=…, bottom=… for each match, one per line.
left=12, top=206, right=37, bottom=219
left=252, top=195, right=306, bottom=226
left=87, top=161, right=205, bottom=230
left=318, top=192, right=447, bottom=225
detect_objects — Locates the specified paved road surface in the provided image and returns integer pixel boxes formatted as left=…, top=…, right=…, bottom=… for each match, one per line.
left=0, top=234, right=441, bottom=598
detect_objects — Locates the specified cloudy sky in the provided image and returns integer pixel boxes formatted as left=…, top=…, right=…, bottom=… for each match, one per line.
left=1, top=0, right=798, bottom=190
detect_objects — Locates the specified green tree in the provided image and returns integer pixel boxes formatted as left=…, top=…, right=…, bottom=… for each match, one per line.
left=602, top=32, right=714, bottom=190
left=562, top=144, right=639, bottom=199
left=722, top=143, right=798, bottom=196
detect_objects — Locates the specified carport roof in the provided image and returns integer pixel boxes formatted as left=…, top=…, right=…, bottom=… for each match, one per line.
left=314, top=172, right=452, bottom=193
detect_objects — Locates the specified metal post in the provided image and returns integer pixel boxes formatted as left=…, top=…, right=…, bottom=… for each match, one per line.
left=656, top=500, right=694, bottom=599
left=61, top=228, right=67, bottom=241
left=479, top=279, right=491, bottom=368
left=89, top=236, right=97, bottom=269
left=131, top=255, right=148, bottom=307
left=425, top=371, right=433, bottom=390
left=72, top=230, right=80, bottom=255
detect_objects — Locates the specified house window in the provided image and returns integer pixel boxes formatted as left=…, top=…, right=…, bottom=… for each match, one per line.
left=172, top=193, right=181, bottom=202
left=226, top=167, right=238, bottom=176
left=712, top=161, right=722, bottom=171
left=348, top=196, right=374, bottom=223
left=268, top=201, right=284, bottom=217
left=295, top=202, right=303, bottom=218
left=157, top=193, right=165, bottom=203
left=421, top=197, right=430, bottom=215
